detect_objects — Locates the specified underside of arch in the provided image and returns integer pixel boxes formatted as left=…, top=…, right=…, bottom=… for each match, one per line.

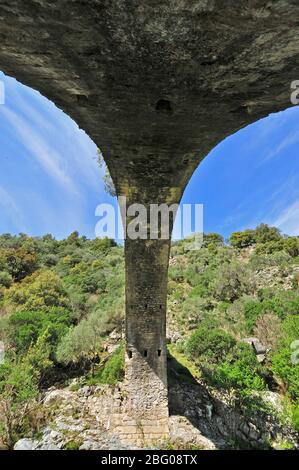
left=1, top=0, right=299, bottom=445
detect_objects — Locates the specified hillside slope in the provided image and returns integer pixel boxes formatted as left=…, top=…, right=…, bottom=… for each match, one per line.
left=0, top=225, right=298, bottom=449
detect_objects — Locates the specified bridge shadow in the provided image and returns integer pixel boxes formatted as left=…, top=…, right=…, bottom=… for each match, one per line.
left=166, top=353, right=271, bottom=450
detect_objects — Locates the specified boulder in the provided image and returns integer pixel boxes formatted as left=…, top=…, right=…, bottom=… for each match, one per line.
left=14, top=438, right=38, bottom=450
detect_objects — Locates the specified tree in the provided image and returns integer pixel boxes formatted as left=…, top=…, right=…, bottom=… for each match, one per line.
left=0, top=332, right=52, bottom=448
left=254, top=223, right=281, bottom=244
left=229, top=224, right=281, bottom=249
left=97, top=149, right=116, bottom=197
left=185, top=327, right=236, bottom=364
left=0, top=271, right=13, bottom=288
left=203, top=233, right=224, bottom=248
left=212, top=262, right=254, bottom=302
left=8, top=308, right=73, bottom=354
left=0, top=246, right=38, bottom=281
left=4, top=270, right=68, bottom=312
left=229, top=230, right=256, bottom=248
left=56, top=313, right=105, bottom=374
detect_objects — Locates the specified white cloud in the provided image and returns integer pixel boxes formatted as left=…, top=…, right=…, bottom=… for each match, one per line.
left=1, top=75, right=103, bottom=192
left=0, top=185, right=19, bottom=213
left=271, top=199, right=299, bottom=235
left=0, top=185, right=27, bottom=231
left=0, top=107, right=80, bottom=195
left=264, top=130, right=299, bottom=161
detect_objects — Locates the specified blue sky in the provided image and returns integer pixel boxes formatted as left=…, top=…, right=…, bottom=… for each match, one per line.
left=0, top=71, right=299, bottom=240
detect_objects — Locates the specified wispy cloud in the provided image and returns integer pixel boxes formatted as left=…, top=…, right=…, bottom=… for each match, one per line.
left=0, top=185, right=19, bottom=213
left=0, top=107, right=80, bottom=195
left=270, top=199, right=299, bottom=235
left=0, top=72, right=112, bottom=238
left=0, top=185, right=27, bottom=232
left=1, top=74, right=103, bottom=193
left=264, top=129, right=299, bottom=161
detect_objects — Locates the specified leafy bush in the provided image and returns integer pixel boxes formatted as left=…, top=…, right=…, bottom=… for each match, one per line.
left=88, top=344, right=125, bottom=385
left=5, top=270, right=68, bottom=311
left=181, top=295, right=214, bottom=326
left=243, top=300, right=264, bottom=333
left=55, top=307, right=121, bottom=371
left=271, top=315, right=299, bottom=400
left=212, top=343, right=266, bottom=393
left=254, top=224, right=281, bottom=244
left=229, top=230, right=256, bottom=248
left=185, top=327, right=236, bottom=364
left=0, top=332, right=52, bottom=448
left=212, top=262, right=254, bottom=302
left=242, top=291, right=299, bottom=333
left=229, top=224, right=281, bottom=248
left=0, top=246, right=38, bottom=281
left=255, top=237, right=299, bottom=258
left=8, top=308, right=73, bottom=354
left=0, top=271, right=13, bottom=288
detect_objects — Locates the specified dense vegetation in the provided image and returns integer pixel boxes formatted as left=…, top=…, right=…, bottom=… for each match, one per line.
left=0, top=224, right=298, bottom=446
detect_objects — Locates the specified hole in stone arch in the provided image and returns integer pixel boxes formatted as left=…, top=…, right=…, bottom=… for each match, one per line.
left=143, top=350, right=148, bottom=357
left=127, top=350, right=133, bottom=359
left=158, top=349, right=162, bottom=357
left=159, top=304, right=162, bottom=310
left=155, top=99, right=172, bottom=113
left=76, top=94, right=89, bottom=104
left=145, top=304, right=148, bottom=309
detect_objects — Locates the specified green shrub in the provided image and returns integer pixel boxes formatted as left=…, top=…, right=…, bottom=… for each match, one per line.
left=89, top=344, right=124, bottom=385
left=229, top=224, right=281, bottom=249
left=0, top=271, right=13, bottom=288
left=254, top=224, right=281, bottom=244
left=243, top=300, right=264, bottom=333
left=8, top=308, right=73, bottom=354
left=271, top=315, right=299, bottom=400
left=0, top=332, right=52, bottom=448
left=56, top=313, right=104, bottom=366
left=64, top=440, right=83, bottom=450
left=213, top=343, right=266, bottom=393
left=229, top=230, right=256, bottom=248
left=212, top=262, right=253, bottom=302
left=185, top=327, right=236, bottom=364
left=5, top=270, right=68, bottom=311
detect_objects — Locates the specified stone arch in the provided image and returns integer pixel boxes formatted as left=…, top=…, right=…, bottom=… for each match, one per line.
left=1, top=0, right=299, bottom=445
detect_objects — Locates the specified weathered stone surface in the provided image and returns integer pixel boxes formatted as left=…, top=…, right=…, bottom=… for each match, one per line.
left=2, top=0, right=299, bottom=441
left=15, top=381, right=299, bottom=450
left=14, top=438, right=39, bottom=451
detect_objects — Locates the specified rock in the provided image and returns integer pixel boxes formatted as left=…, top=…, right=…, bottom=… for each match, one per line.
left=44, top=389, right=74, bottom=406
left=38, top=443, right=61, bottom=450
left=169, top=416, right=217, bottom=450
left=205, top=404, right=213, bottom=419
left=14, top=438, right=39, bottom=450
left=78, top=386, right=92, bottom=397
left=241, top=337, right=267, bottom=355
left=252, top=341, right=267, bottom=355
left=79, top=440, right=94, bottom=451
left=55, top=420, right=85, bottom=433
left=261, top=391, right=284, bottom=414
left=256, top=353, right=266, bottom=363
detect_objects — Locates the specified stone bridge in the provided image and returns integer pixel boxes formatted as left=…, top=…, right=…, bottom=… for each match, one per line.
left=1, top=0, right=299, bottom=445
